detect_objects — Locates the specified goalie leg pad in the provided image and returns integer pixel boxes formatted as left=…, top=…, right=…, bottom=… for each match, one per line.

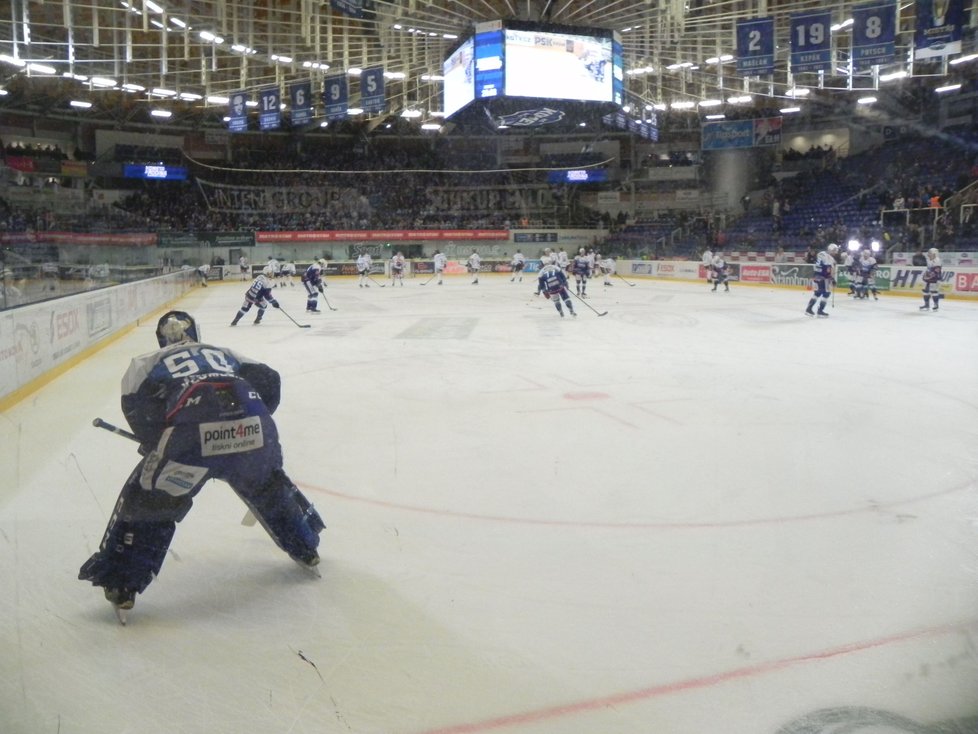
left=79, top=463, right=195, bottom=594
left=234, top=468, right=325, bottom=562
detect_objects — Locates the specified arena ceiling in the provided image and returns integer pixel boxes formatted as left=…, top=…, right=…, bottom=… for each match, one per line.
left=0, top=1, right=975, bottom=128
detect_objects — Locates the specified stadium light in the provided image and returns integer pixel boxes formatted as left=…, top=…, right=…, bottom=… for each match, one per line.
left=780, top=106, right=801, bottom=114
left=207, top=95, right=229, bottom=104
left=847, top=239, right=862, bottom=251
left=935, top=83, right=961, bottom=94
left=949, top=53, right=978, bottom=65
left=857, top=96, right=877, bottom=105
left=69, top=100, right=92, bottom=109
left=28, top=63, right=57, bottom=75
left=0, top=54, right=26, bottom=68
left=150, top=109, right=172, bottom=118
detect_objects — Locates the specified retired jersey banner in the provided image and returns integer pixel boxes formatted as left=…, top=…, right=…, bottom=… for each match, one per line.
left=736, top=17, right=775, bottom=76
left=323, top=73, right=348, bottom=120
left=852, top=1, right=897, bottom=68
left=330, top=0, right=373, bottom=18
left=290, top=81, right=313, bottom=126
left=790, top=11, right=833, bottom=73
left=360, top=67, right=386, bottom=114
left=228, top=91, right=249, bottom=132
left=258, top=88, right=282, bottom=130
left=914, top=0, right=964, bottom=59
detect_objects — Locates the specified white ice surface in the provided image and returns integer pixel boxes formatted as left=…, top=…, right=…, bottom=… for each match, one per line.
left=1, top=274, right=976, bottom=734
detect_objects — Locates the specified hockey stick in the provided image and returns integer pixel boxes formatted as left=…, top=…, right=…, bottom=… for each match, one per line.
left=615, top=273, right=637, bottom=287
left=418, top=273, right=438, bottom=286
left=318, top=289, right=338, bottom=311
left=93, top=417, right=139, bottom=442
left=570, top=290, right=608, bottom=317
left=277, top=305, right=311, bottom=328
left=94, top=417, right=259, bottom=527
left=367, top=274, right=386, bottom=288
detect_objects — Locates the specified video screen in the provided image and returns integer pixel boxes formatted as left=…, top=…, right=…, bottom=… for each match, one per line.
left=473, top=28, right=504, bottom=101
left=442, top=37, right=474, bottom=118
left=503, top=29, right=613, bottom=102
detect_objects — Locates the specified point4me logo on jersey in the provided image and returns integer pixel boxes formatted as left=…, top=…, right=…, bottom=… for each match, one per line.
left=495, top=107, right=565, bottom=127
left=199, top=416, right=264, bottom=456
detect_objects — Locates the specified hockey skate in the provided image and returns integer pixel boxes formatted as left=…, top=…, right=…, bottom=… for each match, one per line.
left=291, top=551, right=322, bottom=578
left=104, top=588, right=136, bottom=625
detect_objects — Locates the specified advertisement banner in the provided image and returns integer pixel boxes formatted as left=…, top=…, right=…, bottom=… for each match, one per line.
left=914, top=0, right=964, bottom=59
left=158, top=231, right=254, bottom=248
left=255, top=229, right=508, bottom=244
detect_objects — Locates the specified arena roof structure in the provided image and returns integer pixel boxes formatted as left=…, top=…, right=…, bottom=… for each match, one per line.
left=0, top=1, right=975, bottom=129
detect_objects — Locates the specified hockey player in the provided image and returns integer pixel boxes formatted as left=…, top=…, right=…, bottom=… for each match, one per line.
left=536, top=257, right=577, bottom=317
left=805, top=243, right=839, bottom=317
left=280, top=260, right=297, bottom=286
left=555, top=247, right=570, bottom=271
left=78, top=311, right=325, bottom=620
left=510, top=250, right=526, bottom=282
left=301, top=259, right=328, bottom=313
left=843, top=250, right=857, bottom=297
left=701, top=247, right=714, bottom=286
left=196, top=262, right=210, bottom=287
left=390, top=251, right=406, bottom=286
left=855, top=250, right=879, bottom=300
left=571, top=247, right=591, bottom=297
left=920, top=247, right=943, bottom=311
left=356, top=251, right=373, bottom=287
left=432, top=250, right=447, bottom=285
left=238, top=254, right=250, bottom=281
left=599, top=255, right=616, bottom=286
left=467, top=250, right=481, bottom=284
left=231, top=265, right=280, bottom=325
left=711, top=250, right=730, bottom=292
left=265, top=257, right=281, bottom=286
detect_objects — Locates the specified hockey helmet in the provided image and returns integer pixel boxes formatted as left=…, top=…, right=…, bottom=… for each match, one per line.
left=927, top=247, right=939, bottom=256
left=317, top=258, right=328, bottom=269
left=156, top=310, right=199, bottom=347
left=262, top=264, right=276, bottom=277
left=827, top=243, right=839, bottom=254
left=540, top=256, right=552, bottom=266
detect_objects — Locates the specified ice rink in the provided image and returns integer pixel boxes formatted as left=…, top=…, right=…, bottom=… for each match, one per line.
left=2, top=272, right=977, bottom=734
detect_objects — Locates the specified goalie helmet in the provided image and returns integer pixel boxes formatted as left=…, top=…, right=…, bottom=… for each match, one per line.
left=156, top=310, right=199, bottom=347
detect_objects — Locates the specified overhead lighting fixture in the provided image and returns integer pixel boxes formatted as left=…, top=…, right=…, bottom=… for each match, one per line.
left=786, top=87, right=810, bottom=97
left=857, top=96, right=877, bottom=105
left=880, top=70, right=908, bottom=82
left=179, top=92, right=203, bottom=101
left=28, top=63, right=57, bottom=75
left=698, top=99, right=722, bottom=107
left=90, top=76, right=118, bottom=87
left=705, top=114, right=726, bottom=120
left=69, top=100, right=92, bottom=109
left=347, top=68, right=362, bottom=76
left=400, top=109, right=422, bottom=118
left=122, top=83, right=146, bottom=92
left=199, top=31, right=224, bottom=44
left=169, top=17, right=187, bottom=28
left=670, top=101, right=695, bottom=109
left=831, top=18, right=854, bottom=31
left=421, top=74, right=444, bottom=82
left=245, top=100, right=258, bottom=107
left=319, top=121, right=329, bottom=127
left=935, top=83, right=961, bottom=93
left=780, top=106, right=801, bottom=114
left=0, top=54, right=26, bottom=68
left=150, top=109, right=172, bottom=118
left=152, top=87, right=177, bottom=96
left=442, top=34, right=458, bottom=40
left=207, top=95, right=229, bottom=104
left=0, top=89, right=8, bottom=96
left=347, top=107, right=364, bottom=115
left=270, top=54, right=293, bottom=63
left=727, top=95, right=753, bottom=104
left=144, top=0, right=164, bottom=13
left=384, top=71, right=406, bottom=80
left=949, top=54, right=978, bottom=65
